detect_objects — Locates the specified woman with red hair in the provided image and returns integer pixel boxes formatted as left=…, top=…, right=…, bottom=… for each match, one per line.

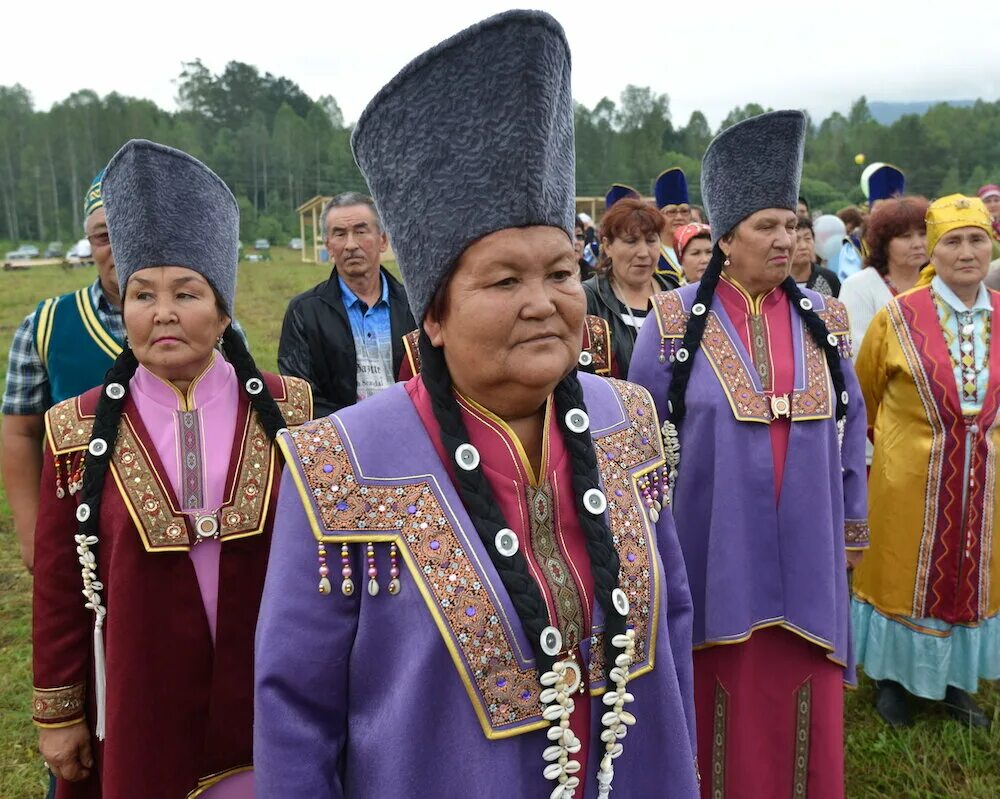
left=583, top=198, right=676, bottom=375
left=839, top=196, right=930, bottom=351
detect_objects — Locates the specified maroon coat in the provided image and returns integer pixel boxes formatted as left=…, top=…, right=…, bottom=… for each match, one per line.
left=32, top=372, right=311, bottom=799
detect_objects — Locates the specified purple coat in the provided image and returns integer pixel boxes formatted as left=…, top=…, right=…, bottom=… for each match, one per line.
left=628, top=285, right=869, bottom=679
left=254, top=374, right=700, bottom=798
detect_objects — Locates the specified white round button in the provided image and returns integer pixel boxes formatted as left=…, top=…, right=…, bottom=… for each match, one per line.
left=88, top=438, right=108, bottom=457
left=565, top=409, right=590, bottom=434
left=578, top=351, right=593, bottom=367
left=675, top=348, right=689, bottom=363
left=799, top=298, right=813, bottom=311
left=827, top=334, right=838, bottom=347
left=245, top=377, right=264, bottom=395
left=841, top=391, right=850, bottom=405
left=495, top=528, right=519, bottom=556
left=105, top=382, right=126, bottom=400
left=540, top=625, right=563, bottom=656
left=584, top=488, right=607, bottom=515
left=612, top=588, right=630, bottom=616
left=76, top=503, right=91, bottom=522
left=455, top=443, right=481, bottom=471
left=692, top=302, right=707, bottom=316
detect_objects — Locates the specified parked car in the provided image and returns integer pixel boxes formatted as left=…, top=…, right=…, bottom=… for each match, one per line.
left=254, top=239, right=271, bottom=250
left=289, top=237, right=303, bottom=250
left=5, top=247, right=35, bottom=260
left=20, top=244, right=39, bottom=257
left=66, top=239, right=93, bottom=260
left=45, top=241, right=64, bottom=258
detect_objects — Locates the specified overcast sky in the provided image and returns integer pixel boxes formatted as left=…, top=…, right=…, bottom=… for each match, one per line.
left=6, top=0, right=998, bottom=129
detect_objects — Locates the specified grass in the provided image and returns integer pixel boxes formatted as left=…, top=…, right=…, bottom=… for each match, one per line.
left=0, top=254, right=997, bottom=797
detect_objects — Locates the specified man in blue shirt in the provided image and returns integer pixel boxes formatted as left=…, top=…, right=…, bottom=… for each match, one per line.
left=278, top=193, right=416, bottom=416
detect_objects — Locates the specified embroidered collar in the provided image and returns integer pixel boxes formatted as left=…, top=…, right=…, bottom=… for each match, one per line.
left=931, top=275, right=991, bottom=314
left=132, top=351, right=234, bottom=412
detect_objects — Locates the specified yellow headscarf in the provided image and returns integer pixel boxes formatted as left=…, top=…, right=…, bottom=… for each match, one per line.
left=925, top=193, right=992, bottom=257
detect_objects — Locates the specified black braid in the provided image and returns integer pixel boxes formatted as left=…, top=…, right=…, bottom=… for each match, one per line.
left=552, top=371, right=627, bottom=678
left=221, top=325, right=287, bottom=441
left=664, top=245, right=727, bottom=428
left=418, top=331, right=557, bottom=676
left=78, top=348, right=140, bottom=561
left=778, top=278, right=848, bottom=420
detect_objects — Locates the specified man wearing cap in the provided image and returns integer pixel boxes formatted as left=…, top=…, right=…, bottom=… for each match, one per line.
left=255, top=11, right=699, bottom=798
left=630, top=111, right=868, bottom=797
left=653, top=168, right=691, bottom=288
left=278, top=191, right=415, bottom=417
left=2, top=171, right=122, bottom=573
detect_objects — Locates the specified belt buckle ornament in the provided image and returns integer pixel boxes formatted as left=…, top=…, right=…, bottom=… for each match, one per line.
left=770, top=394, right=791, bottom=419
left=194, top=513, right=220, bottom=541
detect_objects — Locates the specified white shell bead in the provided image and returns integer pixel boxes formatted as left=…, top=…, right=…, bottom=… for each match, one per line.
left=543, top=763, right=565, bottom=780
left=620, top=710, right=637, bottom=725
left=543, top=704, right=565, bottom=721
left=543, top=745, right=564, bottom=761
left=540, top=688, right=559, bottom=704
left=602, top=692, right=619, bottom=706
left=615, top=654, right=631, bottom=668
left=541, top=671, right=560, bottom=686
left=611, top=634, right=630, bottom=648
left=601, top=711, right=620, bottom=726
left=547, top=726, right=564, bottom=741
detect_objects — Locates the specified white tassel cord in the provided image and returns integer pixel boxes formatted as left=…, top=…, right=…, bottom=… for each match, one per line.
left=93, top=620, right=106, bottom=740
left=77, top=531, right=107, bottom=740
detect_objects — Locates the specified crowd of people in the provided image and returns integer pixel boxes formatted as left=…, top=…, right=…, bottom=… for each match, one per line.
left=4, top=9, right=999, bottom=799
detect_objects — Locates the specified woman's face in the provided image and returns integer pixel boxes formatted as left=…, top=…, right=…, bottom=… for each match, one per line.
left=792, top=227, right=815, bottom=269
left=720, top=208, right=797, bottom=292
left=886, top=228, right=928, bottom=273
left=932, top=226, right=992, bottom=297
left=574, top=225, right=586, bottom=257
left=602, top=227, right=660, bottom=289
left=681, top=238, right=713, bottom=283
left=424, top=226, right=584, bottom=417
left=123, top=266, right=230, bottom=384
left=983, top=194, right=1000, bottom=220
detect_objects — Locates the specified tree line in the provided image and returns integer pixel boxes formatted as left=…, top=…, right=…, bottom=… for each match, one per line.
left=1, top=61, right=999, bottom=246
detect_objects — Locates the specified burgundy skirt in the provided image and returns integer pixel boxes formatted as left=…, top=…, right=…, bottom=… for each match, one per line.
left=694, top=625, right=845, bottom=799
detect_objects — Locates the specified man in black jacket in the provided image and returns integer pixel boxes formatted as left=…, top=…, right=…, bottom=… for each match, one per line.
left=279, top=192, right=416, bottom=417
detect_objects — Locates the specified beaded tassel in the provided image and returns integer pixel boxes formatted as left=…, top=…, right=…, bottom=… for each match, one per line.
left=54, top=455, right=65, bottom=499
left=366, top=542, right=379, bottom=596
left=637, top=473, right=661, bottom=523
left=317, top=543, right=331, bottom=594
left=340, top=543, right=354, bottom=596
left=388, top=541, right=401, bottom=595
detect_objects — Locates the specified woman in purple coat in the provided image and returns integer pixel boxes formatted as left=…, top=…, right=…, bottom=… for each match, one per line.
left=253, top=11, right=699, bottom=799
left=629, top=112, right=869, bottom=798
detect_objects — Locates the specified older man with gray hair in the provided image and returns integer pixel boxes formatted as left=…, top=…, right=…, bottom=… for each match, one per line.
left=278, top=192, right=415, bottom=416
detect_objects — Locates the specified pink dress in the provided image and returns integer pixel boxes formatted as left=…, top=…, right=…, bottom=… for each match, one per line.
left=131, top=352, right=255, bottom=797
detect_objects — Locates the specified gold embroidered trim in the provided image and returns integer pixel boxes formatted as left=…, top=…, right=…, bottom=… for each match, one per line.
left=275, top=375, right=313, bottom=426
left=526, top=482, right=585, bottom=650
left=32, top=683, right=85, bottom=723
left=651, top=290, right=688, bottom=338
left=845, top=519, right=870, bottom=546
left=285, top=377, right=663, bottom=734
left=792, top=679, right=812, bottom=798
left=711, top=680, right=728, bottom=799
left=583, top=314, right=613, bottom=375
left=45, top=397, right=95, bottom=454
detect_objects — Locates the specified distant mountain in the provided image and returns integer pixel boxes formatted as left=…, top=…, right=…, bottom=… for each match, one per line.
left=868, top=100, right=977, bottom=125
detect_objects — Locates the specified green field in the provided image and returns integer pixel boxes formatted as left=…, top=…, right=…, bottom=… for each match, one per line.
left=0, top=254, right=997, bottom=798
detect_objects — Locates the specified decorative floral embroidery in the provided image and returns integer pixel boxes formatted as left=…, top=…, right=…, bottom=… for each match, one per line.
left=652, top=293, right=834, bottom=422
left=711, top=681, right=728, bottom=799
left=583, top=315, right=613, bottom=375
left=403, top=330, right=423, bottom=377
left=46, top=377, right=306, bottom=550
left=291, top=418, right=542, bottom=728
left=651, top=291, right=688, bottom=338
left=32, top=683, right=85, bottom=723
left=289, top=378, right=663, bottom=731
left=792, top=679, right=812, bottom=798
left=845, top=520, right=870, bottom=546
left=526, top=482, right=585, bottom=650
left=46, top=397, right=94, bottom=453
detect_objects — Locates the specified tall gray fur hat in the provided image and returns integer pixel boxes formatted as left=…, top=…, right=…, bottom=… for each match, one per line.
left=700, top=110, right=806, bottom=246
left=102, top=139, right=239, bottom=313
left=351, top=10, right=575, bottom=322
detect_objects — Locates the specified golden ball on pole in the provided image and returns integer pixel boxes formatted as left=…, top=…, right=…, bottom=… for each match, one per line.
left=854, top=153, right=866, bottom=165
